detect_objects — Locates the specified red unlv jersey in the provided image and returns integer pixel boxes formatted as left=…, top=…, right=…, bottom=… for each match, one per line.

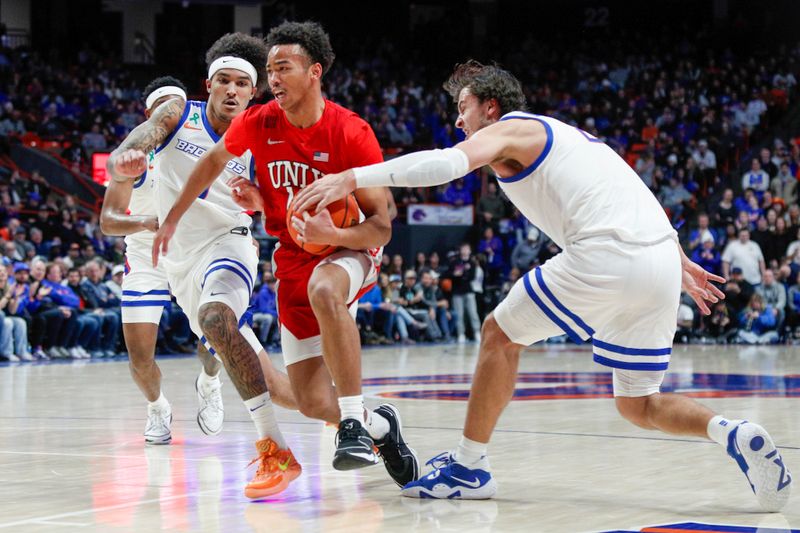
left=225, top=99, right=382, bottom=254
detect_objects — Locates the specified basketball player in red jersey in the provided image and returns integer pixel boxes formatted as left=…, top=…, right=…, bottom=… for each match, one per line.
left=154, top=21, right=419, bottom=487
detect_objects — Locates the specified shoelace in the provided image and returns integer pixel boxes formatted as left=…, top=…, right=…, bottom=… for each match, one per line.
left=248, top=453, right=278, bottom=475
left=426, top=451, right=454, bottom=470
left=204, top=385, right=223, bottom=410
left=336, top=424, right=366, bottom=445
left=146, top=410, right=169, bottom=434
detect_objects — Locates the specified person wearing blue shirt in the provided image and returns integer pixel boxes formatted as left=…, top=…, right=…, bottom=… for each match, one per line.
left=80, top=260, right=121, bottom=357
left=250, top=271, right=278, bottom=345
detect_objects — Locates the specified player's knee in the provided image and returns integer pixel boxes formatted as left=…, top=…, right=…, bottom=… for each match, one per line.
left=307, top=277, right=345, bottom=313
left=480, top=315, right=511, bottom=349
left=198, top=303, right=235, bottom=342
left=615, top=396, right=654, bottom=429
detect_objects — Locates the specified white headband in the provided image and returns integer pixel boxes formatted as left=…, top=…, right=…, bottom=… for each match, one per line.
left=145, top=86, right=187, bottom=110
left=208, top=56, right=258, bottom=86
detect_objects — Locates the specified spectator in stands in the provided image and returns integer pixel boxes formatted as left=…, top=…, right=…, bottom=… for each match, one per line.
left=63, top=242, right=84, bottom=269
left=356, top=278, right=393, bottom=345
left=441, top=178, right=473, bottom=206
left=415, top=269, right=445, bottom=341
left=721, top=228, right=765, bottom=285
left=477, top=227, right=504, bottom=284
left=756, top=268, right=787, bottom=326
left=251, top=271, right=278, bottom=346
left=713, top=188, right=737, bottom=227
left=759, top=147, right=779, bottom=178
left=0, top=266, right=31, bottom=361
left=428, top=251, right=447, bottom=278
left=724, top=266, right=755, bottom=318
left=389, top=253, right=404, bottom=276
left=397, top=269, right=439, bottom=340
left=448, top=243, right=481, bottom=343
left=30, top=260, right=79, bottom=359
left=413, top=252, right=427, bottom=274
left=688, top=213, right=717, bottom=252
left=741, top=159, right=770, bottom=195
left=80, top=260, right=121, bottom=357
left=511, top=227, right=543, bottom=271
left=13, top=227, right=34, bottom=259
left=9, top=262, right=44, bottom=360
left=771, top=162, right=797, bottom=206
left=786, top=271, right=800, bottom=340
left=702, top=301, right=737, bottom=344
left=81, top=123, right=107, bottom=155
left=54, top=265, right=95, bottom=359
left=691, top=234, right=721, bottom=276
left=388, top=273, right=423, bottom=344
left=476, top=182, right=507, bottom=231
left=105, top=264, right=124, bottom=299
left=28, top=228, right=50, bottom=257
left=658, top=176, right=692, bottom=223
left=736, top=293, right=779, bottom=345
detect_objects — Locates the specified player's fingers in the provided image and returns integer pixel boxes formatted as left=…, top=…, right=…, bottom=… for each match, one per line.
left=708, top=283, right=726, bottom=299
left=707, top=273, right=726, bottom=284
left=302, top=211, right=311, bottom=221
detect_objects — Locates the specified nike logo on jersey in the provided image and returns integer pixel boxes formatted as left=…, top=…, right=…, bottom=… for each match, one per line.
left=183, top=123, right=202, bottom=131
left=450, top=475, right=482, bottom=488
left=209, top=291, right=228, bottom=296
left=267, top=138, right=284, bottom=145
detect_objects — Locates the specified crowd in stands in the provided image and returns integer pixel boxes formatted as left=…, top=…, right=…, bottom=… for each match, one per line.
left=2, top=29, right=800, bottom=360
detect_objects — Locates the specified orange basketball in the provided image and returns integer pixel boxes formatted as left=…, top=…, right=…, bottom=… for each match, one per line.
left=286, top=193, right=360, bottom=255
left=440, top=278, right=452, bottom=293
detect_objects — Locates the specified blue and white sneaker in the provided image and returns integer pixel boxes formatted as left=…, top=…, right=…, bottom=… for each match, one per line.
left=401, top=452, right=497, bottom=499
left=727, top=421, right=792, bottom=512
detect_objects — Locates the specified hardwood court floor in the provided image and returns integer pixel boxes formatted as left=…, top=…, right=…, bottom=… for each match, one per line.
left=0, top=343, right=797, bottom=532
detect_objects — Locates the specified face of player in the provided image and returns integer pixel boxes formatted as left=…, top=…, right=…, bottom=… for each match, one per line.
left=206, top=68, right=256, bottom=124
left=267, top=44, right=322, bottom=113
left=455, top=88, right=497, bottom=139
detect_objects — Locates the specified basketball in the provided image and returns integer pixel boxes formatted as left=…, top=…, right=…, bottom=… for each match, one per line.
left=286, top=193, right=360, bottom=255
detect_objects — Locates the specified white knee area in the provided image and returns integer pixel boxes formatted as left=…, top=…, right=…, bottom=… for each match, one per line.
left=612, top=368, right=665, bottom=397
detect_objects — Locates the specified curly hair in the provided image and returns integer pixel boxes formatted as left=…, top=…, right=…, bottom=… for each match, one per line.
left=205, top=32, right=269, bottom=94
left=265, top=21, right=335, bottom=75
left=142, top=76, right=187, bottom=103
left=443, top=60, right=527, bottom=115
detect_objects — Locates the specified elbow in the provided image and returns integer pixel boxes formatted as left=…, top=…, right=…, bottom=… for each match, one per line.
left=377, top=219, right=392, bottom=247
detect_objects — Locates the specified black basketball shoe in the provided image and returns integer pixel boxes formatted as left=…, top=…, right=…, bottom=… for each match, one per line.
left=373, top=404, right=420, bottom=487
left=333, top=418, right=380, bottom=470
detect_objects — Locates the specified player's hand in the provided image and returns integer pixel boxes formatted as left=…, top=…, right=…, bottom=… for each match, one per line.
left=152, top=219, right=177, bottom=267
left=291, top=209, right=339, bottom=246
left=113, top=149, right=148, bottom=178
left=292, top=170, right=357, bottom=215
left=228, top=176, right=264, bottom=211
left=681, top=259, right=726, bottom=315
left=142, top=216, right=159, bottom=233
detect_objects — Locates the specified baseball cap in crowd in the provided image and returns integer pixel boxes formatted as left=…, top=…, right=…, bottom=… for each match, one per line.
left=111, top=265, right=125, bottom=276
left=13, top=262, right=29, bottom=273
left=1, top=257, right=11, bottom=267
left=389, top=274, right=401, bottom=283
left=731, top=267, right=743, bottom=275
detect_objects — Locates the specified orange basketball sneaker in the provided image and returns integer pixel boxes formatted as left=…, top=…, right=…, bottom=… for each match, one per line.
left=245, top=437, right=302, bottom=499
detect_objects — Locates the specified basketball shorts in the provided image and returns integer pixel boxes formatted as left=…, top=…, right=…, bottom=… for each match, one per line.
left=167, top=231, right=262, bottom=356
left=121, top=247, right=170, bottom=324
left=494, top=236, right=681, bottom=397
left=273, top=246, right=379, bottom=366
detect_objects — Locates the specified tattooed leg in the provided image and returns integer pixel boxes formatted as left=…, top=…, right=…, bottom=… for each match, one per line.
left=198, top=302, right=266, bottom=401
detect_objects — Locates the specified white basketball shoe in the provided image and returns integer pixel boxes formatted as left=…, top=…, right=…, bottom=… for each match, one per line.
left=727, top=421, right=792, bottom=512
left=196, top=375, right=224, bottom=436
left=144, top=403, right=172, bottom=445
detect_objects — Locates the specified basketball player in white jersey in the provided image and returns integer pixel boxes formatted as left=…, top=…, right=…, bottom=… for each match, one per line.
left=101, top=76, right=227, bottom=445
left=108, top=33, right=300, bottom=499
left=294, top=61, right=792, bottom=510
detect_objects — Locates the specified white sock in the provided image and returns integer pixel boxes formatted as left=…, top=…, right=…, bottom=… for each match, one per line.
left=338, top=395, right=364, bottom=422
left=364, top=409, right=390, bottom=440
left=454, top=435, right=488, bottom=466
left=197, top=367, right=220, bottom=391
left=244, top=392, right=286, bottom=448
left=707, top=415, right=744, bottom=446
left=148, top=392, right=169, bottom=412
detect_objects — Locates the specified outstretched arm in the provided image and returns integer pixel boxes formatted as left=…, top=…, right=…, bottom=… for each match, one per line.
left=151, top=138, right=234, bottom=265
left=292, top=119, right=523, bottom=214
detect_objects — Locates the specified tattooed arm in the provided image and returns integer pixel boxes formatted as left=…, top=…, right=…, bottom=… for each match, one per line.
left=100, top=97, right=185, bottom=236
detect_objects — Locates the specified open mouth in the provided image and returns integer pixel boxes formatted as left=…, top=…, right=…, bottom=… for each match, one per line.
left=272, top=89, right=286, bottom=101
left=223, top=99, right=238, bottom=110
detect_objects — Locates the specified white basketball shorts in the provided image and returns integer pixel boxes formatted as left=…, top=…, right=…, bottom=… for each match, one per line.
left=167, top=231, right=262, bottom=356
left=494, top=236, right=681, bottom=396
left=121, top=247, right=170, bottom=324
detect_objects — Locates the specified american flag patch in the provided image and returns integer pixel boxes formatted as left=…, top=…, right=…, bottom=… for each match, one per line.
left=313, top=151, right=329, bottom=162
